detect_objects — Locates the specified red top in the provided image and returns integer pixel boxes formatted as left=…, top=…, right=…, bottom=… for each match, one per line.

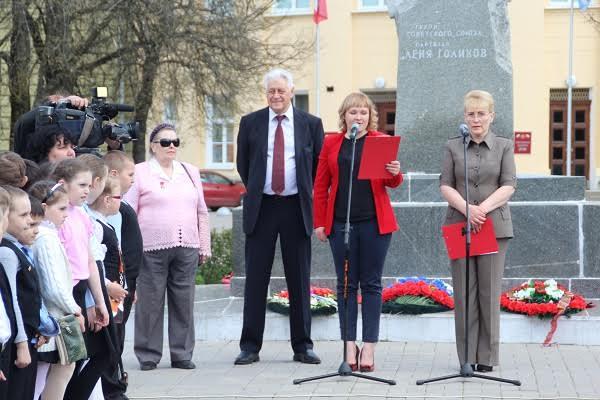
left=313, top=131, right=403, bottom=235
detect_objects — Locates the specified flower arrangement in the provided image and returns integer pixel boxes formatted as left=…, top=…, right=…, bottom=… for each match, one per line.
left=501, top=279, right=591, bottom=318
left=501, top=279, right=594, bottom=345
left=267, top=286, right=337, bottom=316
left=381, top=277, right=454, bottom=315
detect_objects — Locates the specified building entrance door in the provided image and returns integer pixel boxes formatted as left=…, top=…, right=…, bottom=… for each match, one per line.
left=376, top=102, right=396, bottom=136
left=549, top=99, right=591, bottom=178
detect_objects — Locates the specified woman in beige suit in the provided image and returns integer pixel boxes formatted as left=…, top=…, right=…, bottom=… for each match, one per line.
left=440, top=90, right=516, bottom=372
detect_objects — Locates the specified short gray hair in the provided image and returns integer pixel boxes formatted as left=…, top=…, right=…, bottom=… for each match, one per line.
left=263, top=68, right=294, bottom=91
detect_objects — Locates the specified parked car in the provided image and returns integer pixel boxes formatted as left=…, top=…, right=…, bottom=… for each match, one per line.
left=200, top=170, right=246, bottom=211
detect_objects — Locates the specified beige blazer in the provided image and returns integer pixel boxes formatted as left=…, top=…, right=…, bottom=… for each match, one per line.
left=440, top=132, right=517, bottom=238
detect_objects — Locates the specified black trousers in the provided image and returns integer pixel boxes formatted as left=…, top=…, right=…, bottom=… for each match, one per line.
left=240, top=194, right=313, bottom=354
left=65, top=263, right=113, bottom=400
left=0, top=342, right=10, bottom=400
left=7, top=340, right=37, bottom=400
left=329, top=219, right=391, bottom=342
left=102, top=279, right=136, bottom=399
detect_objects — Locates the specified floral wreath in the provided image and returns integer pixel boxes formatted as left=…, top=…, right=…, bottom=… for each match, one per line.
left=381, top=277, right=455, bottom=315
left=267, top=286, right=337, bottom=316
left=501, top=279, right=593, bottom=345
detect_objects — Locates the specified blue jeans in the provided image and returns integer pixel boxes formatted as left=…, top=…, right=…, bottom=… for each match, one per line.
left=329, top=219, right=391, bottom=342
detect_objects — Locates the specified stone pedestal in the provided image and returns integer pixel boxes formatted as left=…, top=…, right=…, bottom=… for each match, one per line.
left=232, top=176, right=600, bottom=298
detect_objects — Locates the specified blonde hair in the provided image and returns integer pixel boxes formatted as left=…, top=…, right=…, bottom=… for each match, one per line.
left=104, top=150, right=134, bottom=172
left=464, top=90, right=495, bottom=112
left=0, top=186, right=10, bottom=217
left=90, top=177, right=120, bottom=209
left=78, top=154, right=108, bottom=180
left=337, top=92, right=378, bottom=132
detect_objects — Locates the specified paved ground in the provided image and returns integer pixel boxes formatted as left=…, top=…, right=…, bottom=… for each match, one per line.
left=123, top=214, right=600, bottom=399
left=122, top=340, right=600, bottom=400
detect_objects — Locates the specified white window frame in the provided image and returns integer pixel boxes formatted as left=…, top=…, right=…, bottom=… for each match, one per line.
left=205, top=101, right=235, bottom=170
left=358, top=0, right=387, bottom=12
left=546, top=0, right=598, bottom=8
left=271, top=0, right=311, bottom=16
left=293, top=90, right=309, bottom=113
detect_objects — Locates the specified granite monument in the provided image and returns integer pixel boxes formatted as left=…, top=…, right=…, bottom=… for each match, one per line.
left=386, top=0, right=513, bottom=173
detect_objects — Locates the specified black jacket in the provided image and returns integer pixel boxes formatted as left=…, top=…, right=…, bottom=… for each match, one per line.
left=119, top=202, right=143, bottom=283
left=0, top=263, right=17, bottom=344
left=0, top=239, right=41, bottom=340
left=236, top=107, right=324, bottom=236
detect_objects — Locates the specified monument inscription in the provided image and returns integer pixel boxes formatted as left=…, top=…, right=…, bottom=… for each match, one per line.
left=386, top=0, right=513, bottom=173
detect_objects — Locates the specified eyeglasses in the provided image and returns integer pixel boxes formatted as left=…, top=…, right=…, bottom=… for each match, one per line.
left=42, top=183, right=63, bottom=204
left=465, top=111, right=492, bottom=120
left=152, top=138, right=180, bottom=148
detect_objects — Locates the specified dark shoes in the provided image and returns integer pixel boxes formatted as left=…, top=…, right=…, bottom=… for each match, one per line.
left=171, top=360, right=196, bottom=369
left=140, top=361, right=157, bottom=371
left=293, top=349, right=321, bottom=364
left=359, top=349, right=375, bottom=372
left=234, top=349, right=320, bottom=365
left=476, top=364, right=493, bottom=372
left=234, top=351, right=260, bottom=365
left=349, top=345, right=360, bottom=372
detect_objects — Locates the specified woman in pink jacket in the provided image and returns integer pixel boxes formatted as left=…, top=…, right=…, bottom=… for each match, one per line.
left=124, top=122, right=211, bottom=371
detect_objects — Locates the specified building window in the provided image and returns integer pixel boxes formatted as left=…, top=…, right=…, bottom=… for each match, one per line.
left=547, top=0, right=596, bottom=8
left=205, top=101, right=235, bottom=169
left=293, top=93, right=309, bottom=113
left=359, top=0, right=387, bottom=10
left=547, top=0, right=570, bottom=7
left=273, top=0, right=310, bottom=13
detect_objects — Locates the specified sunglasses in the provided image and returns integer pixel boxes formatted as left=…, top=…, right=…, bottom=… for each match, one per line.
left=153, top=138, right=180, bottom=148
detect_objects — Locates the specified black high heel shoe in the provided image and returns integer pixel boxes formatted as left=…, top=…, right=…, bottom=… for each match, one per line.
left=476, top=364, right=493, bottom=372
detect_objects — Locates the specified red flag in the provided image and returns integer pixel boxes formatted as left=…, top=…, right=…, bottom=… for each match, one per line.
left=313, top=0, right=328, bottom=24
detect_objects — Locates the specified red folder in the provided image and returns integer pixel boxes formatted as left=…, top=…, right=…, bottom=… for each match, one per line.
left=358, top=135, right=401, bottom=180
left=442, top=218, right=498, bottom=260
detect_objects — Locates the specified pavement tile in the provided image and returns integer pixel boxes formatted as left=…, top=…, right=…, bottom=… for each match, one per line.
left=122, top=340, right=600, bottom=399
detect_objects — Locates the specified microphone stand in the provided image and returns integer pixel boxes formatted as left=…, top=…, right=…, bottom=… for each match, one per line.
left=416, top=128, right=520, bottom=386
left=294, top=131, right=395, bottom=386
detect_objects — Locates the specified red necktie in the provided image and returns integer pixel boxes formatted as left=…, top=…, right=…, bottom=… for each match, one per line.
left=272, top=115, right=286, bottom=194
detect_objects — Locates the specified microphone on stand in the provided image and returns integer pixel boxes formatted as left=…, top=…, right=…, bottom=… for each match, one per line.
left=349, top=123, right=360, bottom=140
left=459, top=123, right=470, bottom=138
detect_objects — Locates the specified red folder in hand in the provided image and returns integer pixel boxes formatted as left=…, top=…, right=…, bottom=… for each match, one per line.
left=441, top=218, right=498, bottom=260
left=358, top=135, right=401, bottom=180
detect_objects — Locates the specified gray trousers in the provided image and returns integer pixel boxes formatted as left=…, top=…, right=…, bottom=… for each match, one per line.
left=451, top=239, right=509, bottom=366
left=134, top=246, right=199, bottom=364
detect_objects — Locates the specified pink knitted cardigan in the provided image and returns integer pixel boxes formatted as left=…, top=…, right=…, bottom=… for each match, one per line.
left=124, top=159, right=211, bottom=256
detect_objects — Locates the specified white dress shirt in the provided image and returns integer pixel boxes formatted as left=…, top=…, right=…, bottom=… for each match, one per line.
left=263, top=106, right=298, bottom=195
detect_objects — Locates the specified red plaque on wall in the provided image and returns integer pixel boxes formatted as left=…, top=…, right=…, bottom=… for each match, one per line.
left=514, top=131, right=531, bottom=154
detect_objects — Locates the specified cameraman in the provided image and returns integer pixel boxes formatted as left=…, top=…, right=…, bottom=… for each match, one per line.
left=28, top=124, right=76, bottom=163
left=13, top=94, right=121, bottom=162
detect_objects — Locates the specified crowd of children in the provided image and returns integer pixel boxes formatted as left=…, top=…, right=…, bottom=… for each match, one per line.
left=0, top=149, right=141, bottom=400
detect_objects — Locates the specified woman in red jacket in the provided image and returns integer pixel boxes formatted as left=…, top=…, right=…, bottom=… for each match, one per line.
left=313, top=92, right=402, bottom=372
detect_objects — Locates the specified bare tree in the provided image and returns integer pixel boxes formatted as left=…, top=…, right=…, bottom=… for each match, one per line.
left=119, top=0, right=311, bottom=161
left=0, top=0, right=311, bottom=161
left=584, top=8, right=600, bottom=32
left=0, top=0, right=32, bottom=145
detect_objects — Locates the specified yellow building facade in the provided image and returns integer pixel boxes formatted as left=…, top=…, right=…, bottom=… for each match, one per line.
left=1, top=1, right=597, bottom=189
left=173, top=0, right=599, bottom=190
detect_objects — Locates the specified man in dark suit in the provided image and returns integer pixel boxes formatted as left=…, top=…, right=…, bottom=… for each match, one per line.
left=235, top=69, right=324, bottom=365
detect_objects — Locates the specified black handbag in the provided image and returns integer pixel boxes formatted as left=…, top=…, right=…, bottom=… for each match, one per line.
left=55, top=314, right=87, bottom=365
